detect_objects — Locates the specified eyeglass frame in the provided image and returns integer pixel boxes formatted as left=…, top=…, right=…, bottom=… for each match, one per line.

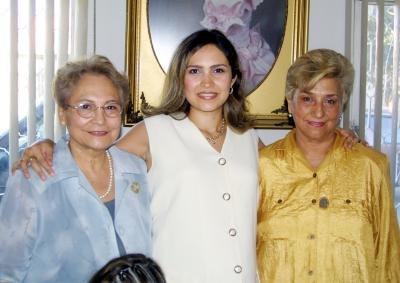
left=65, top=102, right=123, bottom=118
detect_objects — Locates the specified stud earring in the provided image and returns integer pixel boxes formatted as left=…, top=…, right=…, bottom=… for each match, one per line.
left=288, top=113, right=293, bottom=118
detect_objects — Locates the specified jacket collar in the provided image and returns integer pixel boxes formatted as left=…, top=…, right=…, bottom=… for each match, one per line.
left=33, top=137, right=145, bottom=201
left=277, top=129, right=348, bottom=170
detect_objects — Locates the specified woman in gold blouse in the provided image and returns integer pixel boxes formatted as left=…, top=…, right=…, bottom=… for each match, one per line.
left=257, top=48, right=400, bottom=282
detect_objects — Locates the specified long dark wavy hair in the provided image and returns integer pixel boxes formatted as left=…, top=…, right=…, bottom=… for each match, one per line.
left=142, top=29, right=253, bottom=132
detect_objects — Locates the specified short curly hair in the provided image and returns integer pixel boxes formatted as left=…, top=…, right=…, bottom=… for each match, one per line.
left=285, top=48, right=354, bottom=107
left=53, top=55, right=130, bottom=109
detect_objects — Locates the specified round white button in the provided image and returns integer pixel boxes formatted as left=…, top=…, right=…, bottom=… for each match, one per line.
left=218, top=158, right=226, bottom=165
left=222, top=193, right=231, bottom=200
left=234, top=265, right=242, bottom=273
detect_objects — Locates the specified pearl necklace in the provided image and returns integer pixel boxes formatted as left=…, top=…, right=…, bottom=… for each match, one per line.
left=205, top=118, right=226, bottom=145
left=98, top=150, right=114, bottom=199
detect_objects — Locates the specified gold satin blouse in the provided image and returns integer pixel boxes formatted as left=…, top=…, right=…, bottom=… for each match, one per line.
left=257, top=130, right=400, bottom=283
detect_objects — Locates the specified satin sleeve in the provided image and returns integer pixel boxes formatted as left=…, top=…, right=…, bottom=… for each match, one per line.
left=0, top=172, right=38, bottom=282
left=373, top=156, right=400, bottom=282
left=256, top=151, right=269, bottom=281
left=257, top=154, right=267, bottom=223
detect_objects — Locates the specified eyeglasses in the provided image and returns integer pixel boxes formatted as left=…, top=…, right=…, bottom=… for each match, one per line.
left=66, top=102, right=122, bottom=118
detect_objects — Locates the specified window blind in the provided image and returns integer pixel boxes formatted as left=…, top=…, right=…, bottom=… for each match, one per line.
left=7, top=0, right=89, bottom=167
left=353, top=0, right=400, bottom=210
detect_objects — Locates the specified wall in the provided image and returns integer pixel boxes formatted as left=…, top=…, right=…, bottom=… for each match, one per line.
left=94, top=0, right=348, bottom=144
left=94, top=0, right=126, bottom=72
left=308, top=0, right=347, bottom=53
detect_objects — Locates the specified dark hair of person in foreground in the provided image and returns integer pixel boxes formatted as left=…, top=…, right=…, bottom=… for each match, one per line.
left=89, top=254, right=166, bottom=283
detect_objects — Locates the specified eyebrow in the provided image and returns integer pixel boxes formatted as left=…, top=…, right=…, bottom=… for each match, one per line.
left=75, top=99, right=120, bottom=104
left=301, top=90, right=339, bottom=97
left=186, top=64, right=229, bottom=69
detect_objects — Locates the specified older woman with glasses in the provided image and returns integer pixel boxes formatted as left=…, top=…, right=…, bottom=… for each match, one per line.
left=0, top=55, right=152, bottom=283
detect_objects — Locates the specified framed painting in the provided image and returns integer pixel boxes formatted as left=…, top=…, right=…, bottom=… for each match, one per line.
left=124, top=0, right=309, bottom=128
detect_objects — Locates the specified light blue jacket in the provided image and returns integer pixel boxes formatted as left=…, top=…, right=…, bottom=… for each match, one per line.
left=0, top=138, right=151, bottom=283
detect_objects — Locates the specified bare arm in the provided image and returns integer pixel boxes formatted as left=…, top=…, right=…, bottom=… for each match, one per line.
left=116, top=121, right=152, bottom=170
left=13, top=122, right=152, bottom=180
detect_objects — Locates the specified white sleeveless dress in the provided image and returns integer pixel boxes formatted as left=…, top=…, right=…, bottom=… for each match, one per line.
left=145, top=114, right=259, bottom=283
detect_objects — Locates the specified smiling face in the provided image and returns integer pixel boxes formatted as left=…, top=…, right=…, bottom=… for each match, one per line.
left=288, top=77, right=343, bottom=144
left=183, top=44, right=236, bottom=116
left=58, top=73, right=122, bottom=153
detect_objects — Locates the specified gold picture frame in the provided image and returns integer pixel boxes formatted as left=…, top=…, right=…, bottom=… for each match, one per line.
left=124, top=0, right=309, bottom=128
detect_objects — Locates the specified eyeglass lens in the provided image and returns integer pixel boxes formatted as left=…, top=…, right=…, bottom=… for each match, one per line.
left=71, top=102, right=122, bottom=118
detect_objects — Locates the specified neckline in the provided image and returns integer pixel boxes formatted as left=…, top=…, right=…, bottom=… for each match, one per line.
left=288, top=129, right=340, bottom=171
left=184, top=116, right=229, bottom=154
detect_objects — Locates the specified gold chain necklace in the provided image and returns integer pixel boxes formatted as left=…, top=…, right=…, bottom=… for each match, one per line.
left=205, top=118, right=226, bottom=145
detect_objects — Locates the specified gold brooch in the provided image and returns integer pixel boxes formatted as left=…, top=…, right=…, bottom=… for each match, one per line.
left=131, top=182, right=140, bottom=193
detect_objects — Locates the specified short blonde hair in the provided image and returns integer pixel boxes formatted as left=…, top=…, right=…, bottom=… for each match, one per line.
left=53, top=55, right=130, bottom=109
left=285, top=49, right=354, bottom=106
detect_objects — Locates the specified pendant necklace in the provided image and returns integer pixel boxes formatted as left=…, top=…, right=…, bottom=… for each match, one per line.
left=205, top=118, right=226, bottom=145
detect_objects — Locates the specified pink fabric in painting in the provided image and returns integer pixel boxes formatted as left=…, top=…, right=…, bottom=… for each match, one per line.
left=201, top=0, right=275, bottom=92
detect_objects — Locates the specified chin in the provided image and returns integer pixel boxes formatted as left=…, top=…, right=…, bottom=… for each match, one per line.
left=308, top=132, right=336, bottom=142
left=86, top=141, right=114, bottom=151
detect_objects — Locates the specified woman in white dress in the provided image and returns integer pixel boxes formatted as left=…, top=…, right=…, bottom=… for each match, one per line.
left=122, top=29, right=259, bottom=283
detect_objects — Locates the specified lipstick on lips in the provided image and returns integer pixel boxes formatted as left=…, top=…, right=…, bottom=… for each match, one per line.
left=88, top=131, right=108, bottom=136
left=198, top=91, right=217, bottom=100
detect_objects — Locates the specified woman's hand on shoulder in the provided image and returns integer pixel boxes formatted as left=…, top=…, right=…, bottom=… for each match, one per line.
left=117, top=121, right=151, bottom=169
left=337, top=128, right=368, bottom=148
left=258, top=138, right=266, bottom=150
left=11, top=139, right=56, bottom=180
